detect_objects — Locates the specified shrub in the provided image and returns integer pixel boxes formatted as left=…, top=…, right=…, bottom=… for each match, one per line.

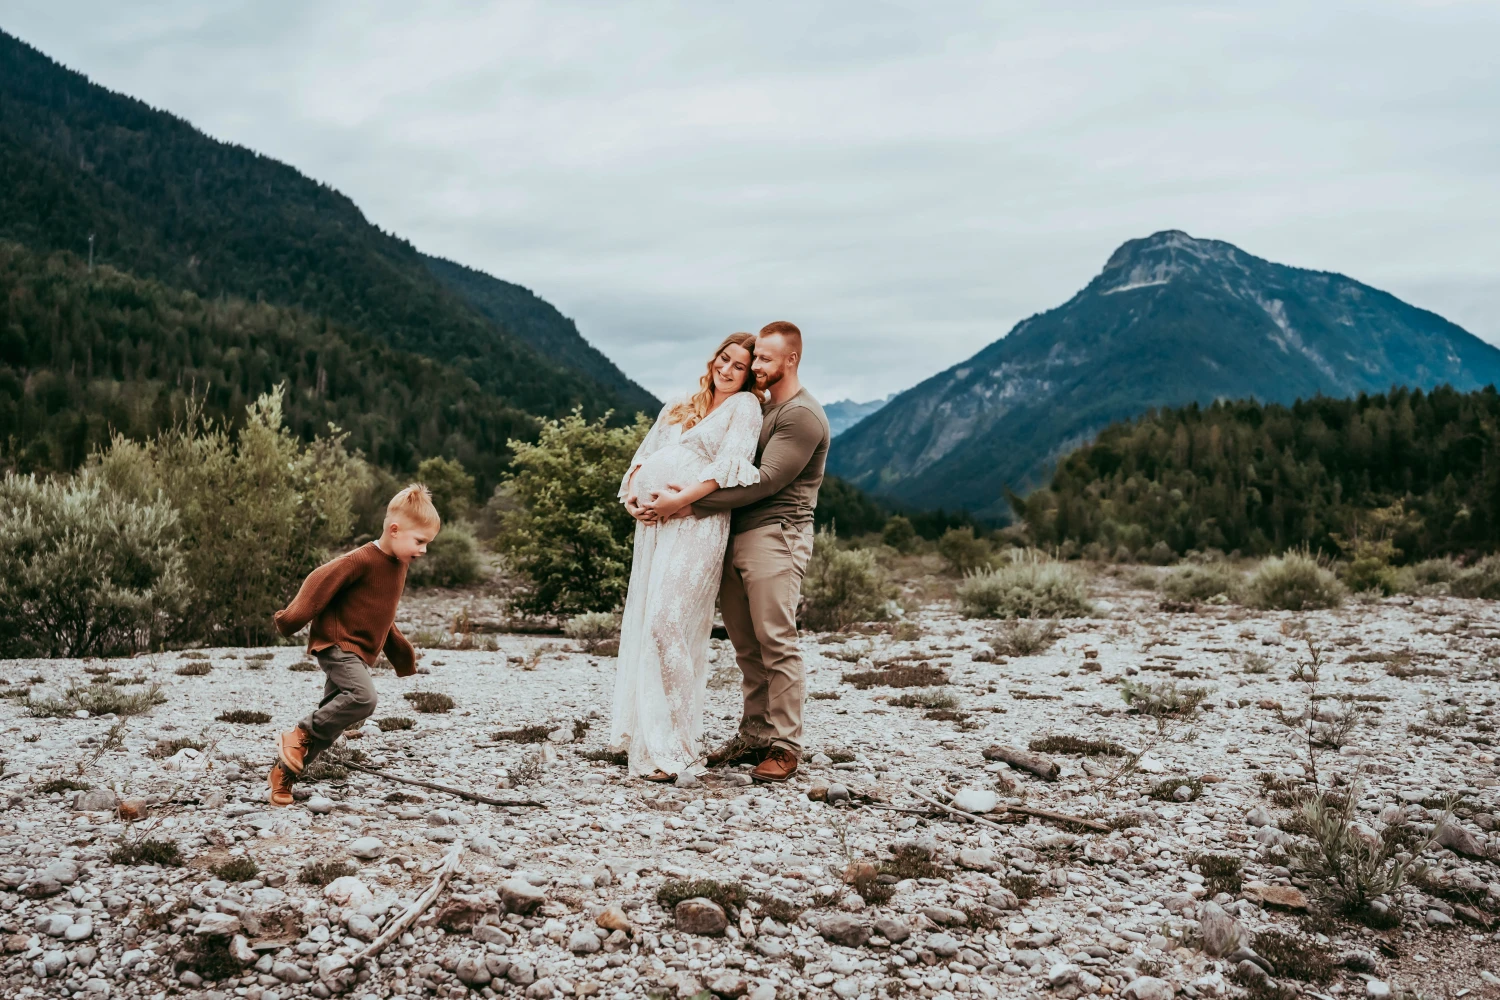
left=147, top=737, right=206, bottom=758
left=95, top=387, right=361, bottom=646
left=404, top=691, right=454, bottom=713
left=211, top=857, right=260, bottom=882
left=494, top=410, right=650, bottom=615
left=416, top=456, right=476, bottom=522
left=109, top=839, right=183, bottom=867
left=0, top=471, right=186, bottom=658
left=888, top=689, right=959, bottom=710
left=881, top=516, right=917, bottom=553
left=957, top=556, right=1093, bottom=619
left=580, top=747, right=629, bottom=767
left=1029, top=735, right=1126, bottom=756
left=493, top=724, right=551, bottom=743
left=656, top=878, right=748, bottom=912
left=1243, top=550, right=1345, bottom=611
left=988, top=619, right=1060, bottom=657
left=842, top=663, right=949, bottom=689
left=1149, top=777, right=1203, bottom=801
left=564, top=611, right=621, bottom=653
left=30, top=683, right=166, bottom=718
left=1294, top=780, right=1441, bottom=915
left=1120, top=679, right=1207, bottom=717
left=39, top=778, right=90, bottom=794
left=1249, top=929, right=1334, bottom=984
left=175, top=662, right=212, bottom=676
left=376, top=717, right=415, bottom=732
left=937, top=527, right=991, bottom=574
left=216, top=710, right=271, bottom=724
left=1160, top=563, right=1240, bottom=603
left=1450, top=555, right=1500, bottom=599
left=1188, top=852, right=1244, bottom=896
left=298, top=860, right=357, bottom=886
left=406, top=522, right=483, bottom=589
left=801, top=530, right=892, bottom=631
left=1392, top=557, right=1460, bottom=595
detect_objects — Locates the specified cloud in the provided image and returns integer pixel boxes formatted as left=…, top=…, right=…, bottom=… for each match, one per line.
left=8, top=0, right=1499, bottom=403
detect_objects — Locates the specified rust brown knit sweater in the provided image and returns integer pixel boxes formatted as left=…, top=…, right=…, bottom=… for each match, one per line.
left=273, top=542, right=416, bottom=676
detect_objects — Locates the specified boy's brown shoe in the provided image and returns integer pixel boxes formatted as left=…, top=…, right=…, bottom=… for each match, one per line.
left=705, top=736, right=768, bottom=769
left=268, top=762, right=295, bottom=807
left=750, top=746, right=799, bottom=783
left=278, top=727, right=311, bottom=774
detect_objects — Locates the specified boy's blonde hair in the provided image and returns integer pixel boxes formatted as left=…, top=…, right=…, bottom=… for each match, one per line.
left=385, top=483, right=441, bottom=530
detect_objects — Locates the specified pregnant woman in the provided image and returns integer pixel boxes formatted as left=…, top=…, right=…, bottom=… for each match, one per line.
left=612, top=333, right=764, bottom=782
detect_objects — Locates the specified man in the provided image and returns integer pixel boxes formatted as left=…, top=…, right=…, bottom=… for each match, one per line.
left=639, top=320, right=830, bottom=782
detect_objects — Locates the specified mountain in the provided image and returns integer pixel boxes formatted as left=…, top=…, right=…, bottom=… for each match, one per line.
left=0, top=30, right=649, bottom=427
left=422, top=254, right=657, bottom=415
left=829, top=230, right=1500, bottom=519
left=824, top=395, right=894, bottom=437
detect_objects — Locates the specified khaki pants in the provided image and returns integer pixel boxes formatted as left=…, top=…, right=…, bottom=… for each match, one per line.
left=719, top=521, right=815, bottom=752
left=297, top=645, right=378, bottom=767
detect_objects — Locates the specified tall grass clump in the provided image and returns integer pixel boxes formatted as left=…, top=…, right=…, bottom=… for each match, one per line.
left=0, top=472, right=187, bottom=658
left=1449, top=555, right=1500, bottom=600
left=1160, top=563, right=1240, bottom=603
left=406, top=522, right=483, bottom=588
left=1391, top=557, right=1460, bottom=596
left=957, top=555, right=1092, bottom=619
left=800, top=529, right=892, bottom=631
left=1243, top=549, right=1345, bottom=611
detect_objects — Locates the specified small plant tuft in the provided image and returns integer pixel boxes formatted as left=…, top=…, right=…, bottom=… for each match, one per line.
left=404, top=691, right=454, bottom=713
left=39, top=777, right=90, bottom=794
left=147, top=736, right=206, bottom=758
left=987, top=619, right=1061, bottom=657
left=493, top=724, right=551, bottom=743
left=174, top=662, right=213, bottom=676
left=1120, top=679, right=1207, bottom=717
left=889, top=689, right=959, bottom=710
left=1243, top=550, right=1345, bottom=611
left=299, top=860, right=357, bottom=886
left=656, top=878, right=748, bottom=912
left=1029, top=734, right=1127, bottom=757
left=564, top=611, right=621, bottom=653
left=216, top=710, right=271, bottom=724
left=110, top=839, right=183, bottom=867
left=210, top=857, right=260, bottom=882
left=1149, top=777, right=1204, bottom=802
left=842, top=663, right=949, bottom=689
left=1188, top=852, right=1243, bottom=895
left=376, top=716, right=415, bottom=732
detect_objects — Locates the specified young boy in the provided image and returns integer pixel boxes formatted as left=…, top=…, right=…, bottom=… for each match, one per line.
left=266, top=484, right=440, bottom=806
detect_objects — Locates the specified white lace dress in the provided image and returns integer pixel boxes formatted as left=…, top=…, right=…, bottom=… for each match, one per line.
left=610, top=392, right=763, bottom=777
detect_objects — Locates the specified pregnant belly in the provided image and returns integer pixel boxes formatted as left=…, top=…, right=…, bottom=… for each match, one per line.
left=634, top=445, right=703, bottom=497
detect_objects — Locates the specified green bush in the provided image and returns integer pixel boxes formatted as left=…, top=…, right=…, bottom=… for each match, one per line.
left=416, top=456, right=476, bottom=522
left=1450, top=555, right=1500, bottom=599
left=1392, top=557, right=1460, bottom=595
left=800, top=530, right=892, bottom=631
left=881, top=515, right=917, bottom=553
left=0, top=472, right=186, bottom=657
left=494, top=410, right=650, bottom=614
left=1243, top=550, right=1346, bottom=610
left=406, top=522, right=483, bottom=588
left=96, top=387, right=361, bottom=645
left=1160, top=563, right=1240, bottom=603
left=937, top=527, right=991, bottom=574
left=956, top=556, right=1093, bottom=619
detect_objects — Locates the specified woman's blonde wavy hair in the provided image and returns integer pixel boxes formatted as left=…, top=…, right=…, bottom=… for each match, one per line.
left=666, top=332, right=758, bottom=430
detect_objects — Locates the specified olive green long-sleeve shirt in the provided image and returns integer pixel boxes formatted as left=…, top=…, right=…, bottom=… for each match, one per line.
left=692, top=388, right=830, bottom=534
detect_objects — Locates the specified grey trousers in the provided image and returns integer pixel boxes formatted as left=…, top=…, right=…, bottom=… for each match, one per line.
left=719, top=521, right=816, bottom=752
left=297, top=645, right=378, bottom=766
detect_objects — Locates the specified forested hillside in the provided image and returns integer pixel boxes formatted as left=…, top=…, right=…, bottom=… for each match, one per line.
left=422, top=255, right=657, bottom=416
left=1018, top=385, right=1500, bottom=560
left=0, top=30, right=644, bottom=422
left=0, top=243, right=532, bottom=488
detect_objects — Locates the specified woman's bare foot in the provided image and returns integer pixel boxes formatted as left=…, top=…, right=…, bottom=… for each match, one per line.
left=643, top=770, right=677, bottom=783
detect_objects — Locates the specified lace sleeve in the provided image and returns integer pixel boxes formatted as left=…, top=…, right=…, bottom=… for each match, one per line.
left=702, top=393, right=763, bottom=489
left=619, top=401, right=676, bottom=500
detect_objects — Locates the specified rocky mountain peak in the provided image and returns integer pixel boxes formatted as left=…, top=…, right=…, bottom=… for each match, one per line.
left=1094, top=229, right=1244, bottom=295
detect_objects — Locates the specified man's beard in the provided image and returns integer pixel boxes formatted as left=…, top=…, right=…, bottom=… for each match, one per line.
left=757, top=368, right=782, bottom=389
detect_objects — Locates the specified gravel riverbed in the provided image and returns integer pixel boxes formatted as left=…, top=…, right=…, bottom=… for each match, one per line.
left=2, top=582, right=1499, bottom=1000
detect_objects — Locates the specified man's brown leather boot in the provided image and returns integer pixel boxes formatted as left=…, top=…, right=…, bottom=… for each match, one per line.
left=278, top=727, right=311, bottom=774
left=267, top=761, right=295, bottom=807
left=750, top=746, right=799, bottom=783
left=705, top=737, right=768, bottom=769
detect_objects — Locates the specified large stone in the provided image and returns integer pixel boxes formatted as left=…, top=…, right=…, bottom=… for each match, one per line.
left=1197, top=902, right=1242, bottom=957
left=64, top=917, right=93, bottom=941
left=986, top=888, right=1021, bottom=911
left=1048, top=962, right=1081, bottom=988
left=873, top=917, right=910, bottom=943
left=345, top=914, right=379, bottom=942
left=508, top=960, right=537, bottom=985
left=305, top=795, right=335, bottom=815
left=675, top=898, right=728, bottom=936
left=474, top=924, right=514, bottom=947
left=1122, top=976, right=1175, bottom=1000
left=952, top=788, right=999, bottom=814
left=1436, top=821, right=1487, bottom=858
left=323, top=876, right=372, bottom=908
left=501, top=877, right=547, bottom=914
left=455, top=953, right=492, bottom=987
left=569, top=929, right=602, bottom=953
left=73, top=789, right=117, bottom=812
left=1242, top=881, right=1308, bottom=910
left=273, top=961, right=313, bottom=984
left=1245, top=806, right=1273, bottom=828
left=926, top=932, right=960, bottom=958
left=709, top=973, right=750, bottom=998
left=229, top=935, right=257, bottom=965
left=596, top=903, right=631, bottom=934
left=195, top=912, right=242, bottom=937
left=958, top=848, right=999, bottom=872
left=348, top=837, right=384, bottom=860
left=818, top=914, right=870, bottom=948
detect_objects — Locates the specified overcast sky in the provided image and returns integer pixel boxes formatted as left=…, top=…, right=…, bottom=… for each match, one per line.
left=7, top=2, right=1498, bottom=404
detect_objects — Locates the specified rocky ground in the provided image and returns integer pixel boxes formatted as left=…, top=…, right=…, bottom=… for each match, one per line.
left=2, top=576, right=1499, bottom=1000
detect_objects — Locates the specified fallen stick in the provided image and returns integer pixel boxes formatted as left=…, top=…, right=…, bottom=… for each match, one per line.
left=901, top=780, right=1111, bottom=834
left=982, top=745, right=1060, bottom=782
left=340, top=760, right=546, bottom=808
left=352, top=839, right=463, bottom=967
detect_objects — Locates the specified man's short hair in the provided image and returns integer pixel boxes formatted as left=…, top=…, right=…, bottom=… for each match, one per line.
left=758, top=320, right=802, bottom=358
